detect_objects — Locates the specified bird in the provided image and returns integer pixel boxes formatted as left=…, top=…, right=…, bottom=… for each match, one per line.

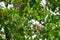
left=29, top=19, right=43, bottom=30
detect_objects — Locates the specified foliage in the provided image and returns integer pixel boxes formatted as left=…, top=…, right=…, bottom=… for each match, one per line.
left=0, top=0, right=60, bottom=40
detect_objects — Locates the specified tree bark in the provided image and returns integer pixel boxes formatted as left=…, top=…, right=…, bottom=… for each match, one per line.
left=4, top=27, right=10, bottom=40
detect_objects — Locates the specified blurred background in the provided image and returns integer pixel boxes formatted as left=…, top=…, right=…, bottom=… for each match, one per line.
left=0, top=0, right=60, bottom=40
